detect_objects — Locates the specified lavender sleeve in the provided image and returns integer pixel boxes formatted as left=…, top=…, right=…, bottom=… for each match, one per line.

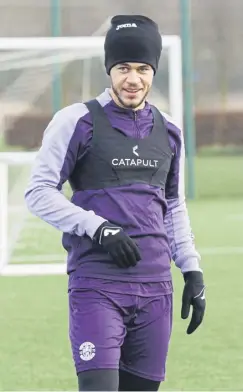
left=162, top=113, right=202, bottom=274
left=24, top=104, right=106, bottom=238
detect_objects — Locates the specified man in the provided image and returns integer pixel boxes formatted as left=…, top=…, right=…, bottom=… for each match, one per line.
left=25, top=15, right=206, bottom=392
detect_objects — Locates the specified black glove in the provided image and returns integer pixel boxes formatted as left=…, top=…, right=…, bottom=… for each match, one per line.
left=93, top=221, right=141, bottom=268
left=181, top=271, right=206, bottom=334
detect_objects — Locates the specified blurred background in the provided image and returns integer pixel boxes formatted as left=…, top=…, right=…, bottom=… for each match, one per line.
left=0, top=1, right=243, bottom=391
left=0, top=0, right=243, bottom=198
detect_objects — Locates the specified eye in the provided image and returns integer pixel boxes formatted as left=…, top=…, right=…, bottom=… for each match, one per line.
left=139, top=67, right=150, bottom=73
left=118, top=66, right=129, bottom=73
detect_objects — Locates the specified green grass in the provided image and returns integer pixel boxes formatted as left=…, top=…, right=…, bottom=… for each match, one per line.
left=193, top=156, right=243, bottom=199
left=1, top=198, right=243, bottom=391
left=10, top=215, right=65, bottom=263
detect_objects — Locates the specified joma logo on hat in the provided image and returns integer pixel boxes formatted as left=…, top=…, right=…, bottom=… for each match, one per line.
left=116, top=23, right=137, bottom=31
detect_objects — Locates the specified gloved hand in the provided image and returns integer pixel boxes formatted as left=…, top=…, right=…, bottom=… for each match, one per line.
left=93, top=221, right=141, bottom=268
left=181, top=271, right=206, bottom=334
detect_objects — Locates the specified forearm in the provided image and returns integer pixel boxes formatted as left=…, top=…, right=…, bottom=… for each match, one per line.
left=25, top=185, right=106, bottom=238
left=164, top=198, right=202, bottom=273
left=163, top=114, right=202, bottom=273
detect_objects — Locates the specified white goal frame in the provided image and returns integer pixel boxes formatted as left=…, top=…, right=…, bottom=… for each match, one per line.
left=0, top=36, right=183, bottom=276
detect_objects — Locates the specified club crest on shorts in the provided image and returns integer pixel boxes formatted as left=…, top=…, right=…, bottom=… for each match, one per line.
left=79, top=341, right=96, bottom=361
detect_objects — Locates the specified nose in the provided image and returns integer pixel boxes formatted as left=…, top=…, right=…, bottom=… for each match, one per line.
left=126, top=70, right=140, bottom=84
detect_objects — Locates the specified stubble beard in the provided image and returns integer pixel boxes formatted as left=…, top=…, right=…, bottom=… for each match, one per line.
left=111, top=84, right=149, bottom=110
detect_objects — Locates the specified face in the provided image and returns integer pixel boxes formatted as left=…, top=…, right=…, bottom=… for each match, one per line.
left=110, top=62, right=154, bottom=110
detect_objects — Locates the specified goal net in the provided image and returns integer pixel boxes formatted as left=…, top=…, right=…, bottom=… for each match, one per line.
left=0, top=36, right=183, bottom=276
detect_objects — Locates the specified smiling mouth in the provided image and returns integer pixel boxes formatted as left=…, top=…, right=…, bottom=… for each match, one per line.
left=124, top=89, right=141, bottom=94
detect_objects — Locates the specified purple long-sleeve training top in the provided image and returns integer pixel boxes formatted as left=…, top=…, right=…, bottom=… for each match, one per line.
left=25, top=88, right=201, bottom=291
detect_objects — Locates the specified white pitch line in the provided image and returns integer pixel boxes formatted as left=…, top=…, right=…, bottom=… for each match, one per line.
left=3, top=247, right=243, bottom=277
left=22, top=221, right=53, bottom=230
left=227, top=214, right=243, bottom=221
left=8, top=246, right=243, bottom=264
left=8, top=206, right=27, bottom=213
left=11, top=254, right=65, bottom=263
left=199, top=247, right=243, bottom=255
left=1, top=263, right=66, bottom=276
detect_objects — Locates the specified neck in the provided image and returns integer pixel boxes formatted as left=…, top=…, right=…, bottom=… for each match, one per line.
left=109, top=88, right=145, bottom=111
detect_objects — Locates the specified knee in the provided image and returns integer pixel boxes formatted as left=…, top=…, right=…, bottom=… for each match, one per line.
left=119, top=370, right=161, bottom=391
left=78, top=369, right=119, bottom=391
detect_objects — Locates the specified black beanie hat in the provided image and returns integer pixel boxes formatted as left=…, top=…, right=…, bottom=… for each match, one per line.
left=104, top=15, right=162, bottom=75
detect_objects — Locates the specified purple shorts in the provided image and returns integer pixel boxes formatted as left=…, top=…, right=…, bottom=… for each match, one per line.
left=68, top=286, right=173, bottom=382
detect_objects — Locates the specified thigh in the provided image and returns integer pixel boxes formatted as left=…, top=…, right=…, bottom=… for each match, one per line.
left=120, top=294, right=173, bottom=382
left=69, top=289, right=126, bottom=375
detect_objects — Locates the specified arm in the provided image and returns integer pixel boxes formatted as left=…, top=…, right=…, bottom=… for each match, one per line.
left=163, top=114, right=206, bottom=335
left=24, top=104, right=106, bottom=238
left=163, top=114, right=202, bottom=273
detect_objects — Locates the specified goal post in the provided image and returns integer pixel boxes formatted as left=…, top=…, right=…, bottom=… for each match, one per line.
left=0, top=36, right=183, bottom=126
left=0, top=35, right=183, bottom=276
